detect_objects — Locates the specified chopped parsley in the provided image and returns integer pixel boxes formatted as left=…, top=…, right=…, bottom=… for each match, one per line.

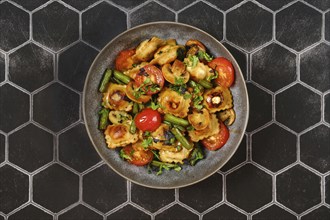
left=197, top=50, right=213, bottom=62
left=119, top=149, right=132, bottom=161
left=193, top=96, right=203, bottom=110
left=188, top=55, right=199, bottom=68
left=174, top=77, right=185, bottom=85
left=142, top=137, right=153, bottom=149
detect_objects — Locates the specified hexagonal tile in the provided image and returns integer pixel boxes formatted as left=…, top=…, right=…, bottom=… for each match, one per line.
left=252, top=124, right=296, bottom=172
left=7, top=204, right=53, bottom=220
left=130, top=2, right=175, bottom=27
left=83, top=164, right=127, bottom=212
left=155, top=204, right=198, bottom=220
left=222, top=43, right=247, bottom=80
left=8, top=124, right=53, bottom=172
left=221, top=135, right=247, bottom=172
left=82, top=2, right=126, bottom=50
left=10, top=0, right=48, bottom=11
left=61, top=0, right=98, bottom=10
left=178, top=2, right=223, bottom=40
left=9, top=43, right=54, bottom=92
left=300, top=43, right=330, bottom=92
left=301, top=206, right=330, bottom=220
left=203, top=204, right=247, bottom=220
left=304, top=0, right=330, bottom=11
left=158, top=0, right=195, bottom=11
left=0, top=2, right=29, bottom=51
left=131, top=183, right=174, bottom=212
left=326, top=175, right=330, bottom=205
left=0, top=165, right=29, bottom=214
left=276, top=84, right=321, bottom=133
left=0, top=84, right=29, bottom=133
left=0, top=134, right=5, bottom=163
left=300, top=125, right=330, bottom=173
left=226, top=164, right=272, bottom=212
left=277, top=165, right=321, bottom=213
left=33, top=2, right=79, bottom=51
left=226, top=2, right=272, bottom=52
left=179, top=173, right=222, bottom=212
left=107, top=204, right=151, bottom=220
left=252, top=204, right=296, bottom=220
left=326, top=12, right=330, bottom=42
left=255, top=0, right=293, bottom=11
left=276, top=2, right=322, bottom=51
left=206, top=0, right=244, bottom=11
left=252, top=43, right=297, bottom=92
left=110, top=0, right=147, bottom=9
left=59, top=123, right=101, bottom=172
left=58, top=42, right=98, bottom=92
left=0, top=52, right=5, bottom=83
left=33, top=163, right=79, bottom=212
left=325, top=94, right=330, bottom=124
left=33, top=83, right=80, bottom=132
left=58, top=204, right=103, bottom=220
left=246, top=83, right=272, bottom=132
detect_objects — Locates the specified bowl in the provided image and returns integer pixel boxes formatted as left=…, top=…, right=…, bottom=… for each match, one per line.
left=83, top=21, right=249, bottom=189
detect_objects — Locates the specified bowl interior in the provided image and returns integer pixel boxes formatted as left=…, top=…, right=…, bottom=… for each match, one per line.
left=83, top=22, right=249, bottom=189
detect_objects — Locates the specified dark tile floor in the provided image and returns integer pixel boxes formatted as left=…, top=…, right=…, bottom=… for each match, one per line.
left=0, top=0, right=329, bottom=219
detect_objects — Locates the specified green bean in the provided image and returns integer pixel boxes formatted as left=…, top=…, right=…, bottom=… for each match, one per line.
left=113, top=70, right=131, bottom=84
left=173, top=124, right=186, bottom=132
left=171, top=127, right=192, bottom=150
left=98, top=69, right=112, bottom=92
left=164, top=114, right=189, bottom=127
left=132, top=103, right=139, bottom=115
left=98, top=108, right=110, bottom=130
left=129, top=120, right=136, bottom=134
left=198, top=79, right=213, bottom=89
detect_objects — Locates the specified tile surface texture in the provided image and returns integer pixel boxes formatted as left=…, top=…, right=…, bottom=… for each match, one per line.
left=0, top=0, right=329, bottom=219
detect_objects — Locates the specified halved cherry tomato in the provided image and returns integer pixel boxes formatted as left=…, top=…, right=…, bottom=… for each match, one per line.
left=134, top=65, right=164, bottom=95
left=122, top=144, right=153, bottom=166
left=135, top=108, right=162, bottom=132
left=115, top=49, right=135, bottom=72
left=208, top=57, right=235, bottom=87
left=202, top=120, right=229, bottom=150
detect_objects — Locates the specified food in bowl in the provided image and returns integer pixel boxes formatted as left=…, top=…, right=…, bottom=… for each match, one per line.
left=98, top=36, right=236, bottom=174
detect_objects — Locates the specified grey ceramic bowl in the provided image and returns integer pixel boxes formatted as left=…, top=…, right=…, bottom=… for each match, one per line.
left=83, top=21, right=249, bottom=189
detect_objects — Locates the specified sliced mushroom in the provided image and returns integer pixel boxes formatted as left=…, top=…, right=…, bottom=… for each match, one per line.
left=219, top=108, right=236, bottom=126
left=185, top=39, right=206, bottom=56
left=162, top=60, right=190, bottom=85
left=188, top=109, right=210, bottom=130
left=108, top=111, right=132, bottom=124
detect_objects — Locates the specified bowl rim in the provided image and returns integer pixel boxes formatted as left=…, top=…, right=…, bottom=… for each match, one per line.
left=82, top=21, right=249, bottom=189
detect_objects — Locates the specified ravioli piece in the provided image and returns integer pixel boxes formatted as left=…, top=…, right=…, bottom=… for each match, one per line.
left=150, top=45, right=185, bottom=66
left=185, top=57, right=213, bottom=81
left=188, top=109, right=210, bottom=130
left=159, top=146, right=192, bottom=164
left=188, top=114, right=220, bottom=142
left=123, top=62, right=148, bottom=79
left=157, top=88, right=191, bottom=118
left=132, top=37, right=166, bottom=62
left=148, top=124, right=178, bottom=152
left=203, top=86, right=233, bottom=113
left=104, top=123, right=138, bottom=149
left=103, top=84, right=133, bottom=111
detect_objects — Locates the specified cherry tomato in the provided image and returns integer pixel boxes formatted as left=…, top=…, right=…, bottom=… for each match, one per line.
left=134, top=65, right=164, bottom=95
left=202, top=120, right=229, bottom=150
left=122, top=144, right=153, bottom=166
left=135, top=108, right=162, bottom=132
left=208, top=57, right=235, bottom=87
left=115, top=49, right=135, bottom=72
